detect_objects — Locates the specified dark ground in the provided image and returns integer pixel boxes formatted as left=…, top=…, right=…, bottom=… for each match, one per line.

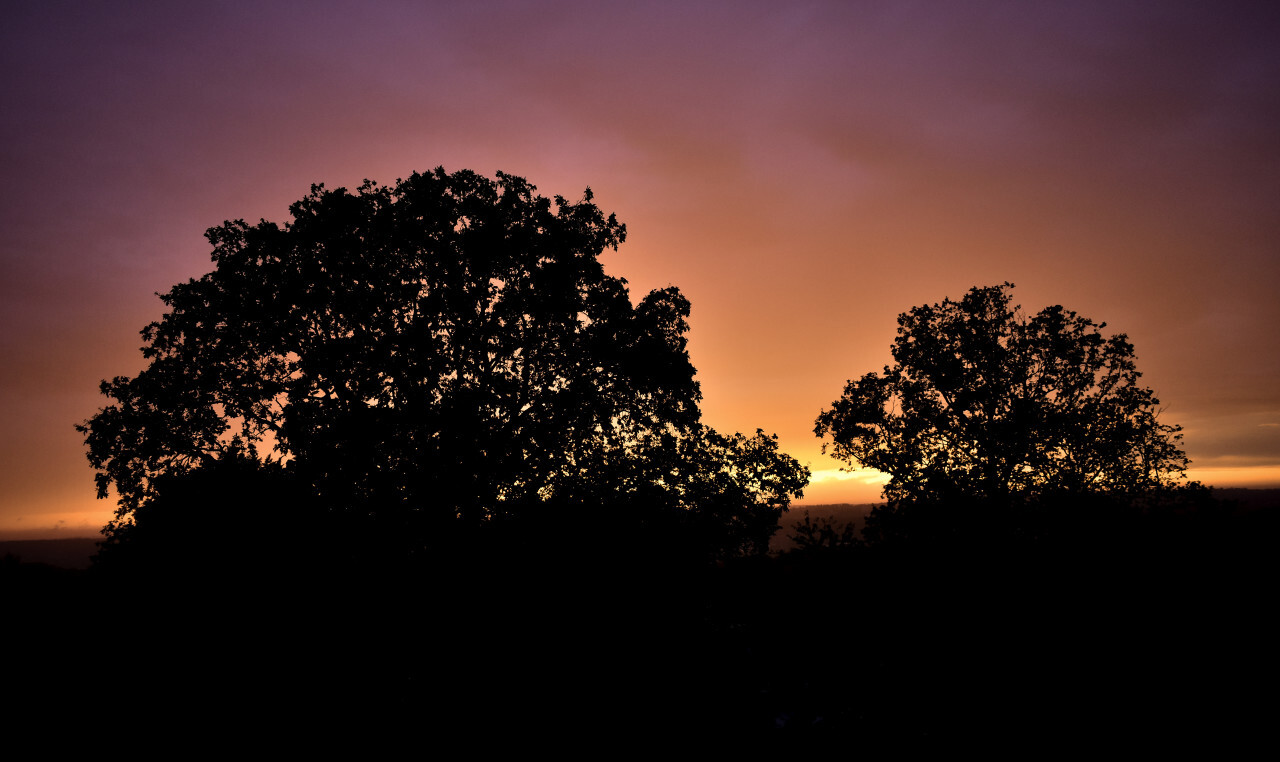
left=5, top=490, right=1276, bottom=748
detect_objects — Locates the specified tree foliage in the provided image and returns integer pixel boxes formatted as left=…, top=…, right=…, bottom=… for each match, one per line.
left=79, top=168, right=807, bottom=558
left=815, top=283, right=1188, bottom=504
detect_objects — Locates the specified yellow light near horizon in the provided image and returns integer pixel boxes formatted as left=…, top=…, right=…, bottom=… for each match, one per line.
left=795, top=464, right=1280, bottom=507
left=807, top=467, right=890, bottom=486
left=807, top=465, right=1280, bottom=490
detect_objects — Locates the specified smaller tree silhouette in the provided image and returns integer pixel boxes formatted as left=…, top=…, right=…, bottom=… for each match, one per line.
left=815, top=283, right=1188, bottom=506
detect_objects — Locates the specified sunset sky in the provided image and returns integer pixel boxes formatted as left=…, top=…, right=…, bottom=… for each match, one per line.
left=3, top=1, right=1278, bottom=538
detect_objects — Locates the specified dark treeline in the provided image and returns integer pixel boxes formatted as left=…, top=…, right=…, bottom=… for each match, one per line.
left=12, top=170, right=1273, bottom=745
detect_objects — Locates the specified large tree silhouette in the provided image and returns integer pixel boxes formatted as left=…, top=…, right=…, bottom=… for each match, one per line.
left=815, top=283, right=1188, bottom=505
left=79, top=168, right=807, bottom=559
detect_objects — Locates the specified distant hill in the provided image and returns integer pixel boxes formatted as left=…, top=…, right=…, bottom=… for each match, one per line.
left=771, top=503, right=880, bottom=553
left=771, top=487, right=1280, bottom=554
left=0, top=538, right=99, bottom=570
left=1209, top=487, right=1280, bottom=512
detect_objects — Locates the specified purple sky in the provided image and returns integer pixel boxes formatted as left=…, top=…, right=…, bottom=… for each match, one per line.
left=3, top=1, right=1278, bottom=538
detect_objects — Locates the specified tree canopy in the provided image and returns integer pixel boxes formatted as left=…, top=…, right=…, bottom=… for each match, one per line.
left=815, top=283, right=1188, bottom=505
left=79, top=168, right=807, bottom=559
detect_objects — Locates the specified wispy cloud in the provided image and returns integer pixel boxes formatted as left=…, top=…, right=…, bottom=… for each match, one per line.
left=809, top=468, right=889, bottom=485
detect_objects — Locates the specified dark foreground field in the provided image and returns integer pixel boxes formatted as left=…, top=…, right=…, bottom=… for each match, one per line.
left=6, top=492, right=1276, bottom=749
